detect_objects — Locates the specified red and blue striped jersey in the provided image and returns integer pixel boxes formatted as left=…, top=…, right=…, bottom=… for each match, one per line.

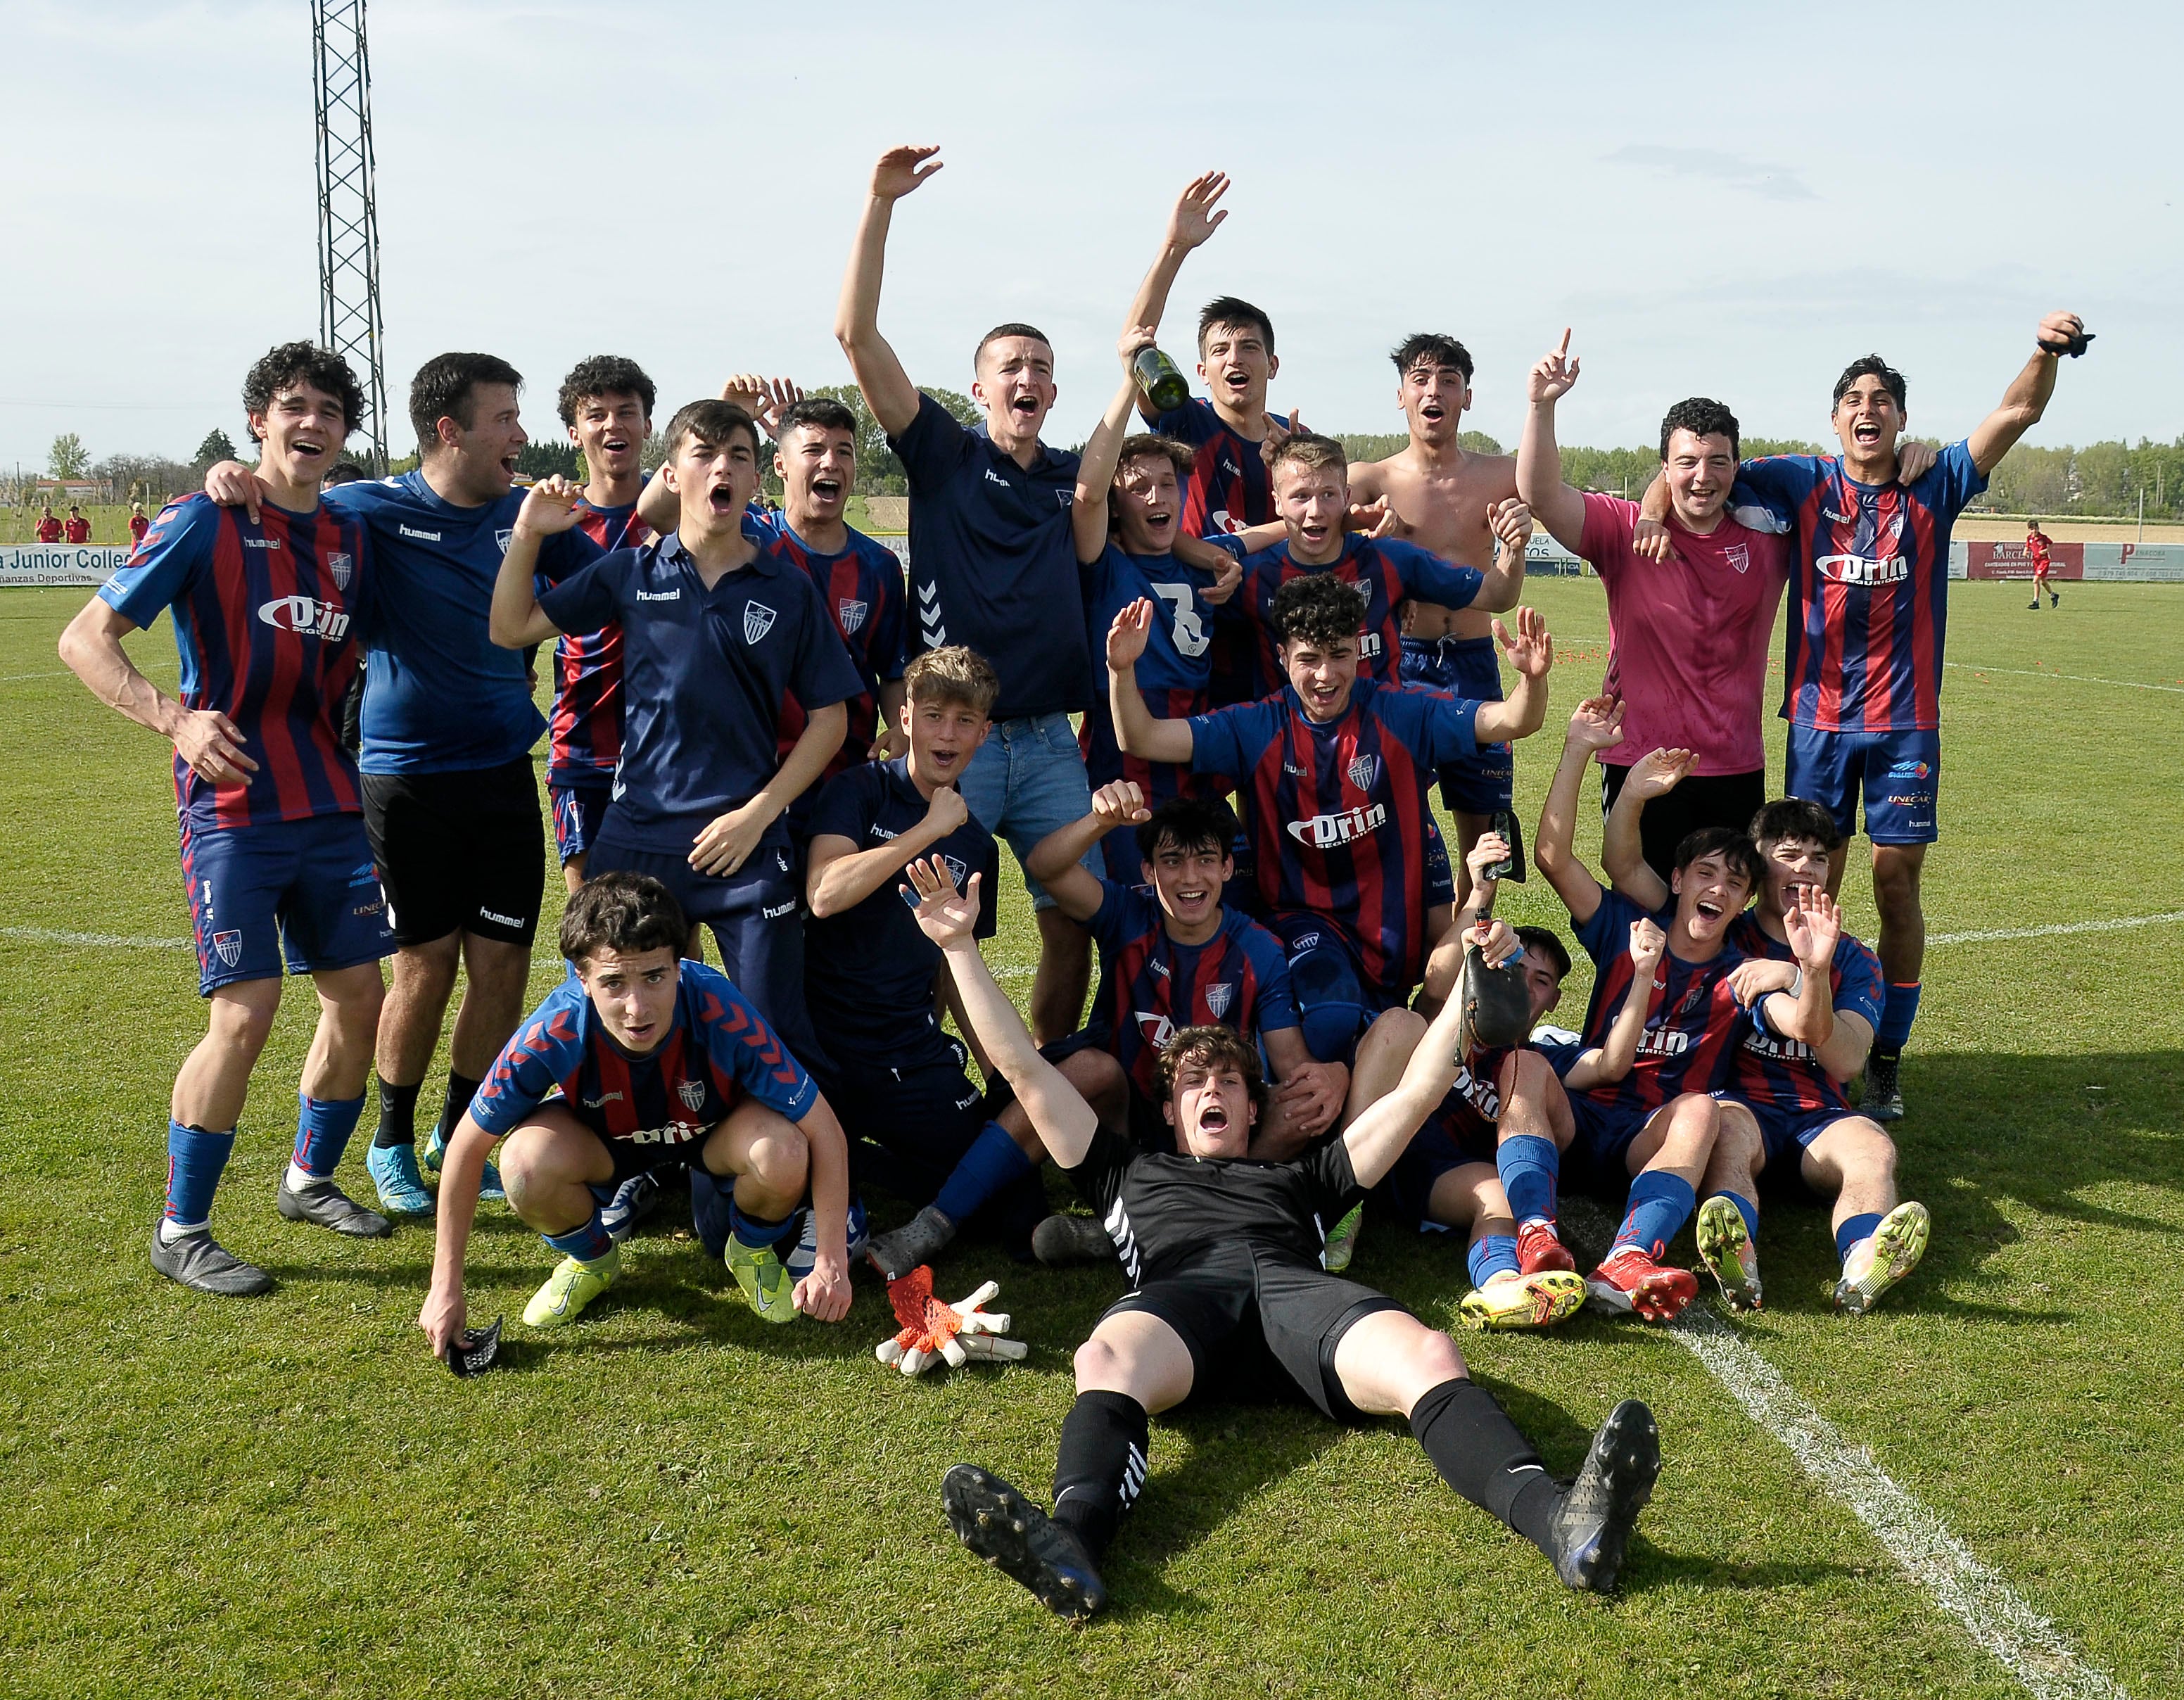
left=1569, top=887, right=1751, bottom=1118
left=1081, top=880, right=1298, bottom=1103
left=471, top=958, right=819, bottom=1148
left=100, top=493, right=369, bottom=831
left=1188, top=678, right=1479, bottom=996
left=1154, top=398, right=1288, bottom=539
left=1079, top=541, right=1219, bottom=806
left=545, top=497, right=652, bottom=782
left=1421, top=1046, right=1517, bottom=1157
left=1734, top=442, right=1986, bottom=734
left=1222, top=533, right=1484, bottom=699
left=751, top=512, right=908, bottom=779
left=1725, top=912, right=1884, bottom=1114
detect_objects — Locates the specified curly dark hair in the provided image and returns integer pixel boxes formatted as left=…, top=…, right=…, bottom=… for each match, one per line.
left=1832, top=354, right=1907, bottom=412
left=556, top=355, right=656, bottom=429
left=560, top=870, right=689, bottom=967
left=1156, top=1025, right=1269, bottom=1115
left=241, top=341, right=365, bottom=443
left=1658, top=397, right=1740, bottom=462
left=1271, top=571, right=1368, bottom=652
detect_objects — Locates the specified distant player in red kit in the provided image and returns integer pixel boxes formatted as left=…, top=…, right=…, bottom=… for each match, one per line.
left=2025, top=520, right=2057, bottom=609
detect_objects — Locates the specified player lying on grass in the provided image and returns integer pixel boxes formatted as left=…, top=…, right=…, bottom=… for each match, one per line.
left=1367, top=832, right=1668, bottom=1330
left=902, top=855, right=1662, bottom=1618
left=1604, top=756, right=1931, bottom=1314
left=61, top=340, right=393, bottom=1295
left=1536, top=696, right=1829, bottom=1321
left=417, top=871, right=854, bottom=1356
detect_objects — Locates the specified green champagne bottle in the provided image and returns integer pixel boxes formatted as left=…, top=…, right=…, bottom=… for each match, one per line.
left=1131, top=346, right=1191, bottom=414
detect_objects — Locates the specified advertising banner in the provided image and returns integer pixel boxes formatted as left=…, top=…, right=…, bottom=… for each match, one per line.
left=0, top=544, right=128, bottom=587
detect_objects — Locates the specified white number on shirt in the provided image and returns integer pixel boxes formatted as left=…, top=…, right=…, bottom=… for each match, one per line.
left=1150, top=582, right=1209, bottom=658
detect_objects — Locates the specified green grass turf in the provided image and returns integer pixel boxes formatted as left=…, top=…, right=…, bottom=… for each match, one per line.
left=1, top=579, right=2179, bottom=1699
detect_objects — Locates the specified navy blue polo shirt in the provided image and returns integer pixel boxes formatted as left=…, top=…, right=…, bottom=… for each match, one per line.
left=888, top=391, right=1088, bottom=721
left=330, top=471, right=600, bottom=775
left=802, top=757, right=1001, bottom=1058
left=538, top=530, right=862, bottom=856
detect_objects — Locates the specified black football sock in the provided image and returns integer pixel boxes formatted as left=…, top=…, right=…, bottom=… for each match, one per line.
left=1410, top=1376, right=1561, bottom=1559
left=372, top=1074, right=421, bottom=1150
left=437, top=1070, right=483, bottom=1142
left=1050, top=1389, right=1149, bottom=1561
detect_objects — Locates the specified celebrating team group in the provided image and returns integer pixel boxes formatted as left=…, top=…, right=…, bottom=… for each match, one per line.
left=58, top=146, right=2090, bottom=1617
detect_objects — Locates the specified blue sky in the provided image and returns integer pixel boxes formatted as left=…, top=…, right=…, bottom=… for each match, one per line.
left=4, top=0, right=2176, bottom=471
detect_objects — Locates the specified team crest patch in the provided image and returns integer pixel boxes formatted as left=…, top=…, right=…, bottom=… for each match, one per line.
left=837, top=597, right=868, bottom=635
left=1204, top=982, right=1235, bottom=1020
left=1347, top=752, right=1380, bottom=791
left=495, top=528, right=514, bottom=554
left=328, top=550, right=354, bottom=590
left=943, top=855, right=968, bottom=886
left=743, top=601, right=777, bottom=644
left=678, top=1078, right=706, bottom=1112
left=1725, top=543, right=1749, bottom=575
left=211, top=930, right=242, bottom=968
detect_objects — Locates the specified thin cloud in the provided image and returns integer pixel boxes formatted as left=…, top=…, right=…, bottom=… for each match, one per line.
left=1604, top=144, right=1818, bottom=203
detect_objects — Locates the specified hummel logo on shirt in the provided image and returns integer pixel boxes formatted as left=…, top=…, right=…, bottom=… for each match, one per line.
left=985, top=469, right=1012, bottom=490
left=396, top=524, right=443, bottom=541
left=242, top=536, right=283, bottom=550
left=635, top=588, right=682, bottom=602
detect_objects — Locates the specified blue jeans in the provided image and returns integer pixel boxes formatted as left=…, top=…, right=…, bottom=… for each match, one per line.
left=957, top=712, right=1097, bottom=911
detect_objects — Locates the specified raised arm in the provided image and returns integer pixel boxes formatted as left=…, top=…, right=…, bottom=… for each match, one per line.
left=1121, top=171, right=1230, bottom=423
left=1562, top=919, right=1665, bottom=1090
left=1469, top=606, right=1552, bottom=746
left=832, top=146, right=941, bottom=439
left=1467, top=497, right=1532, bottom=612
left=490, top=475, right=584, bottom=648
left=1761, top=887, right=1846, bottom=1051
left=1534, top=695, right=1623, bottom=925
left=906, top=857, right=1099, bottom=1167
left=1967, top=311, right=2083, bottom=476
left=806, top=780, right=971, bottom=918
left=1026, top=780, right=1148, bottom=922
left=1599, top=747, right=1687, bottom=912
left=1515, top=329, right=1591, bottom=553
left=1074, top=333, right=1156, bottom=564
left=1107, top=600, right=1197, bottom=766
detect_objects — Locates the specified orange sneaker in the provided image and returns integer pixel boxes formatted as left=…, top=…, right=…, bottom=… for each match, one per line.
left=1516, top=1219, right=1576, bottom=1276
left=1585, top=1245, right=1699, bottom=1322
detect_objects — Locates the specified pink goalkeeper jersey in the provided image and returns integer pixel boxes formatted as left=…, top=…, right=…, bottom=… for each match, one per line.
left=1580, top=493, right=1789, bottom=776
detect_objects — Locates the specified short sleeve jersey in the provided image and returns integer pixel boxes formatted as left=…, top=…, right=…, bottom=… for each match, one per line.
left=100, top=493, right=369, bottom=830
left=537, top=533, right=862, bottom=854
left=1421, top=1047, right=1513, bottom=1153
left=1725, top=912, right=1884, bottom=1115
left=748, top=511, right=909, bottom=781
left=1733, top=441, right=1988, bottom=734
left=1570, top=887, right=1752, bottom=1117
left=327, top=471, right=600, bottom=775
left=129, top=514, right=150, bottom=544
left=1079, top=540, right=1221, bottom=808
left=888, top=393, right=1088, bottom=719
left=802, top=758, right=1001, bottom=1058
left=64, top=515, right=91, bottom=543
left=1231, top=533, right=1483, bottom=699
left=471, top=958, right=818, bottom=1150
left=1153, top=398, right=1289, bottom=538
left=542, top=495, right=653, bottom=785
left=1065, top=1124, right=1361, bottom=1286
left=1081, top=881, right=1299, bottom=1103
left=36, top=516, right=62, bottom=543
left=2026, top=531, right=2052, bottom=571
left=1188, top=678, right=1478, bottom=994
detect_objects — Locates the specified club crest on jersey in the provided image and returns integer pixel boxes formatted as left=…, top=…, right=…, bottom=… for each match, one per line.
left=943, top=855, right=968, bottom=886
left=1725, top=543, right=1749, bottom=575
left=743, top=602, right=777, bottom=644
left=678, top=1078, right=706, bottom=1112
left=327, top=551, right=353, bottom=589
left=837, top=597, right=868, bottom=635
left=1203, top=982, right=1236, bottom=1020
left=495, top=528, right=514, bottom=554
left=1347, top=752, right=1380, bottom=791
left=211, top=930, right=242, bottom=968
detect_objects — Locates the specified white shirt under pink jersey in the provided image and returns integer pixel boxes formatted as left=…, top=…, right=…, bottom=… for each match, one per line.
left=1579, top=493, right=1789, bottom=775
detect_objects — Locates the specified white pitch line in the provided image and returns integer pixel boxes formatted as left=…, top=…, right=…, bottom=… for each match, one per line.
left=1943, top=660, right=2184, bottom=695
left=1929, top=911, right=2184, bottom=946
left=0, top=925, right=190, bottom=949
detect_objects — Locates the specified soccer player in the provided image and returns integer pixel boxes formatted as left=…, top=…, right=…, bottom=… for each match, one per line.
left=35, top=504, right=63, bottom=543
left=1350, top=334, right=1529, bottom=896
left=906, top=856, right=1663, bottom=1616
left=804, top=645, right=1047, bottom=1280
left=491, top=401, right=858, bottom=1069
left=2026, top=519, right=2059, bottom=609
left=58, top=340, right=392, bottom=1294
left=545, top=355, right=657, bottom=893
left=63, top=504, right=91, bottom=544
left=127, top=501, right=148, bottom=545
left=1517, top=331, right=1791, bottom=882
left=1110, top=573, right=1552, bottom=1063
left=834, top=142, right=1098, bottom=1045
left=1535, top=695, right=1807, bottom=1321
left=1603, top=757, right=1931, bottom=1314
left=1643, top=311, right=2088, bottom=1120
left=206, top=352, right=605, bottom=1219
left=417, top=872, right=855, bottom=1347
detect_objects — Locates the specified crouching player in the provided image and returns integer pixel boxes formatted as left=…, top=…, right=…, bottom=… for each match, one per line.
left=903, top=855, right=1662, bottom=1618
left=417, top=872, right=854, bottom=1352
left=1605, top=759, right=1930, bottom=1313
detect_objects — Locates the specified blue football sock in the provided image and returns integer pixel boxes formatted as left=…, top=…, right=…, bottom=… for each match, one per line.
left=543, top=1209, right=614, bottom=1264
left=933, top=1121, right=1035, bottom=1226
left=1836, top=1211, right=1884, bottom=1264
left=728, top=1198, right=796, bottom=1252
left=1467, top=1234, right=1520, bottom=1287
left=1611, top=1171, right=1697, bottom=1260
left=165, top=1121, right=235, bottom=1228
left=1497, top=1134, right=1560, bottom=1226
left=1712, top=1190, right=1760, bottom=1241
left=291, top=1092, right=366, bottom=1179
left=1875, top=982, right=1922, bottom=1053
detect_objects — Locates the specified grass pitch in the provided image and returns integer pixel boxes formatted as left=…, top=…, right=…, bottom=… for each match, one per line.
left=1, top=579, right=2179, bottom=1699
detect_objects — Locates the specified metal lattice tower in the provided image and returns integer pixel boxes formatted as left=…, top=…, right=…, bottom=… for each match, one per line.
left=312, top=0, right=390, bottom=473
